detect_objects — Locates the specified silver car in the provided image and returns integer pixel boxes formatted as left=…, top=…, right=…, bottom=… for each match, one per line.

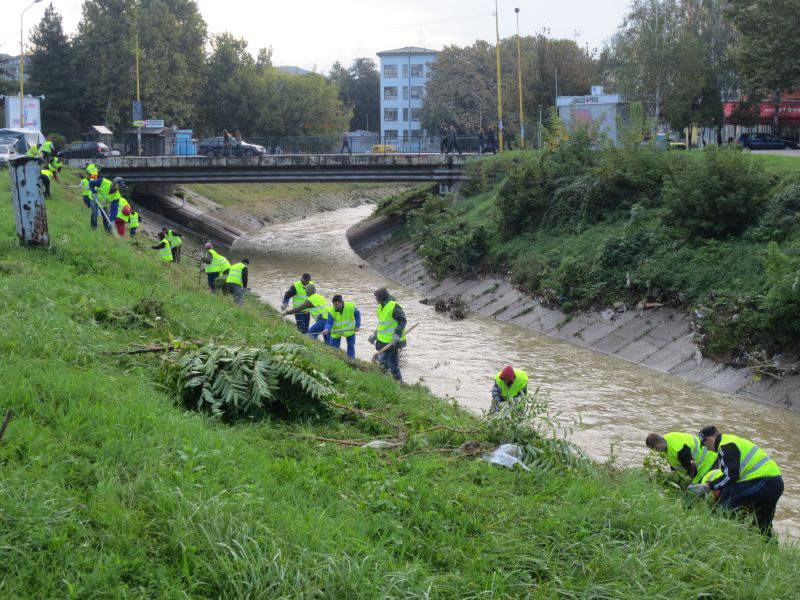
left=0, top=143, right=17, bottom=166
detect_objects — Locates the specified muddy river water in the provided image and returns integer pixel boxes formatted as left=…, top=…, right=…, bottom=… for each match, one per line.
left=237, top=203, right=800, bottom=538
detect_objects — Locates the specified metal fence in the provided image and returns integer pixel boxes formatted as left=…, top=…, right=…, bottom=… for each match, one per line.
left=97, top=134, right=511, bottom=158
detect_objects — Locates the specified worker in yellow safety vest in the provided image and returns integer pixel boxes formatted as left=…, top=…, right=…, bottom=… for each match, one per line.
left=368, top=287, right=407, bottom=381
left=281, top=273, right=315, bottom=333
left=151, top=231, right=173, bottom=262
left=645, top=432, right=718, bottom=484
left=694, top=425, right=784, bottom=537
left=128, top=208, right=141, bottom=238
left=282, top=284, right=331, bottom=341
left=39, top=165, right=53, bottom=199
left=41, top=139, right=54, bottom=159
left=323, top=294, right=361, bottom=358
left=161, top=227, right=183, bottom=263
left=200, top=242, right=230, bottom=292
left=491, top=365, right=529, bottom=412
left=114, top=197, right=132, bottom=237
left=88, top=176, right=125, bottom=232
left=86, top=163, right=99, bottom=178
left=225, top=259, right=250, bottom=306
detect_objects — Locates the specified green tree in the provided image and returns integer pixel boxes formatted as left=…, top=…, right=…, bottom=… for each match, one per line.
left=136, top=0, right=207, bottom=127
left=27, top=3, right=81, bottom=139
left=328, top=57, right=380, bottom=132
left=725, top=0, right=800, bottom=134
left=198, top=32, right=253, bottom=134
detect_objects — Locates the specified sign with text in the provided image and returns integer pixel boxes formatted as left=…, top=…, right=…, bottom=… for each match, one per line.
left=144, top=119, right=164, bottom=128
left=4, top=96, right=41, bottom=131
left=133, top=120, right=145, bottom=127
left=132, top=100, right=143, bottom=122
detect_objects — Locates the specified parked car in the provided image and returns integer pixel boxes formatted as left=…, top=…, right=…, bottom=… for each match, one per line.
left=198, top=137, right=266, bottom=157
left=0, top=143, right=18, bottom=166
left=58, top=141, right=111, bottom=160
left=735, top=132, right=796, bottom=150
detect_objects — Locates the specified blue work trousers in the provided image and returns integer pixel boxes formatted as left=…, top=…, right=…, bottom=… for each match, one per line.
left=377, top=344, right=402, bottom=381
left=90, top=200, right=112, bottom=231
left=328, top=334, right=356, bottom=359
left=307, top=317, right=330, bottom=343
left=294, top=313, right=310, bottom=334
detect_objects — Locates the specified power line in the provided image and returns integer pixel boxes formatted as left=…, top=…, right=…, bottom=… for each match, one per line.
left=391, top=11, right=492, bottom=31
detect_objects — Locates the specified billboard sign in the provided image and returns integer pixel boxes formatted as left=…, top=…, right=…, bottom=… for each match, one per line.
left=144, top=119, right=164, bottom=128
left=132, top=100, right=143, bottom=123
left=4, top=96, right=42, bottom=131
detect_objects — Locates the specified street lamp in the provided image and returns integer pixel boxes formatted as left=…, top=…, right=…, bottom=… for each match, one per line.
left=514, top=7, right=525, bottom=149
left=127, top=17, right=143, bottom=156
left=19, top=0, right=44, bottom=128
left=494, top=0, right=504, bottom=152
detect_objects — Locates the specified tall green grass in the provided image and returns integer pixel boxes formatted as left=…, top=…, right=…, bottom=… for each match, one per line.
left=0, top=170, right=797, bottom=597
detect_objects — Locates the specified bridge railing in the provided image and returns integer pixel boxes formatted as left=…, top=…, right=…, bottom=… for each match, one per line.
left=107, top=134, right=508, bottom=158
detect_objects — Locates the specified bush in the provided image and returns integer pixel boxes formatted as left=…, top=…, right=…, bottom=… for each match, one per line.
left=495, top=154, right=551, bottom=238
left=747, top=178, right=800, bottom=242
left=374, top=184, right=438, bottom=218
left=663, top=147, right=771, bottom=240
left=461, top=154, right=516, bottom=197
left=414, top=217, right=489, bottom=278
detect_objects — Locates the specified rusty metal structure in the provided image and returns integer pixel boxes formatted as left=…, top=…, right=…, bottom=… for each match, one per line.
left=8, top=156, right=49, bottom=246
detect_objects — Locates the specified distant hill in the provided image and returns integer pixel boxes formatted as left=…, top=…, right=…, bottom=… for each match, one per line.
left=276, top=65, right=311, bottom=76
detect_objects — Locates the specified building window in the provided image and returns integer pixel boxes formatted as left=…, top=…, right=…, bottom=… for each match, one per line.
left=402, top=108, right=421, bottom=122
left=412, top=129, right=424, bottom=139
left=411, top=64, right=423, bottom=77
left=402, top=86, right=408, bottom=100
left=411, top=86, right=423, bottom=99
left=384, top=108, right=398, bottom=122
left=385, top=129, right=398, bottom=139
left=401, top=64, right=408, bottom=79
left=383, top=64, right=397, bottom=78
left=384, top=86, right=398, bottom=100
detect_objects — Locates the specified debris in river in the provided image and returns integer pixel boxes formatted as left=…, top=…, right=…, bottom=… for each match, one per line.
left=420, top=294, right=468, bottom=320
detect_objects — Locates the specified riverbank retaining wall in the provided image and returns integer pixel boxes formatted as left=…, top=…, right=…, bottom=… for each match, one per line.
left=347, top=215, right=800, bottom=411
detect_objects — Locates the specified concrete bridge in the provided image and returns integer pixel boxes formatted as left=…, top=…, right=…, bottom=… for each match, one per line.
left=69, top=153, right=469, bottom=192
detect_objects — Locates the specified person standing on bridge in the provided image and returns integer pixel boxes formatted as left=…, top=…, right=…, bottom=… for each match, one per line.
left=200, top=242, right=231, bottom=292
left=491, top=365, right=529, bottom=412
left=447, top=125, right=462, bottom=155
left=282, top=284, right=331, bottom=343
left=645, top=432, right=718, bottom=484
left=369, top=287, right=407, bottom=381
left=323, top=294, right=361, bottom=359
left=281, top=274, right=314, bottom=334
left=340, top=134, right=352, bottom=155
left=694, top=426, right=784, bottom=537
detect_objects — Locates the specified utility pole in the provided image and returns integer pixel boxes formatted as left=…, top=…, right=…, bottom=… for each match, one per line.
left=514, top=7, right=525, bottom=149
left=494, top=0, right=504, bottom=152
left=19, top=0, right=43, bottom=128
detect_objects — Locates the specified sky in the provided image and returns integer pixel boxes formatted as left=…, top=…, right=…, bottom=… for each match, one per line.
left=2, top=0, right=632, bottom=72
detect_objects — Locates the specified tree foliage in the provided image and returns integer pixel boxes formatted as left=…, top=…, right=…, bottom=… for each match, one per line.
left=329, top=57, right=380, bottom=132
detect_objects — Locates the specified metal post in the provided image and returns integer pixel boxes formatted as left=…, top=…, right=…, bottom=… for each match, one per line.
left=515, top=7, right=525, bottom=149
left=135, top=17, right=142, bottom=157
left=494, top=0, right=504, bottom=152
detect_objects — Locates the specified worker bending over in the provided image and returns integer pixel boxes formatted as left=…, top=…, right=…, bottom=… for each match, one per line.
left=200, top=242, right=230, bottom=292
left=162, top=227, right=183, bottom=262
left=324, top=294, right=361, bottom=359
left=491, top=365, right=529, bottom=412
left=89, top=176, right=125, bottom=233
left=282, top=284, right=331, bottom=342
left=694, top=425, right=784, bottom=537
left=369, top=287, right=406, bottom=381
left=151, top=232, right=172, bottom=263
left=645, top=432, right=718, bottom=484
left=281, top=274, right=314, bottom=333
left=226, top=259, right=250, bottom=306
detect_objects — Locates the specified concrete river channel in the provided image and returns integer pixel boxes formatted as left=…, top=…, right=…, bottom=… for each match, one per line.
left=236, top=203, right=800, bottom=538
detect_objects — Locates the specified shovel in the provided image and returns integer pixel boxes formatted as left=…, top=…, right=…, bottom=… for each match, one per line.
left=372, top=323, right=418, bottom=362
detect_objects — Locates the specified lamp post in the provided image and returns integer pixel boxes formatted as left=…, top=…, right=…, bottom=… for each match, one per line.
left=514, top=7, right=525, bottom=149
left=19, top=0, right=43, bottom=128
left=128, top=17, right=142, bottom=156
left=494, top=0, right=504, bottom=152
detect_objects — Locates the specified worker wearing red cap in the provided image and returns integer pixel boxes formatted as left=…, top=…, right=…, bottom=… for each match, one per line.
left=491, top=365, right=529, bottom=412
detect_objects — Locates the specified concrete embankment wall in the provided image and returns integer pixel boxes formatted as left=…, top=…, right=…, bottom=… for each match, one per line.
left=347, top=215, right=800, bottom=411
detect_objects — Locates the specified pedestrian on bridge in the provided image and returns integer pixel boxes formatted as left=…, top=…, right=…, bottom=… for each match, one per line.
left=447, top=125, right=462, bottom=155
left=340, top=134, right=352, bottom=155
left=282, top=284, right=331, bottom=343
left=369, top=287, right=406, bottom=381
left=281, top=274, right=314, bottom=333
left=694, top=426, right=784, bottom=537
left=200, top=242, right=231, bottom=292
left=491, top=365, right=529, bottom=412
left=324, top=294, right=361, bottom=359
left=645, top=432, right=718, bottom=484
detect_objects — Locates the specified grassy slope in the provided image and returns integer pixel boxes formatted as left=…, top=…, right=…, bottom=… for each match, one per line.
left=186, top=182, right=380, bottom=208
left=0, top=170, right=798, bottom=597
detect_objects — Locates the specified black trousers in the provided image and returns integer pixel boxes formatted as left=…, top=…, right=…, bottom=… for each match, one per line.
left=719, top=476, right=784, bottom=536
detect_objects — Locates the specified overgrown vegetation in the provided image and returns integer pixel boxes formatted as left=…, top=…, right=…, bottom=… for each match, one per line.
left=1, top=171, right=799, bottom=596
left=388, top=117, right=800, bottom=365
